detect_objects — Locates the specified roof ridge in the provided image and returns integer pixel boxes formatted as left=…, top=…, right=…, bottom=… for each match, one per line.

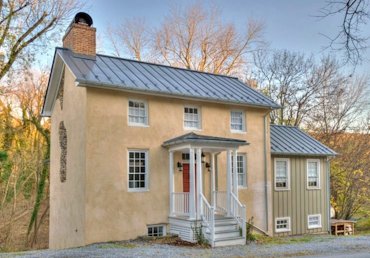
left=55, top=47, right=240, bottom=80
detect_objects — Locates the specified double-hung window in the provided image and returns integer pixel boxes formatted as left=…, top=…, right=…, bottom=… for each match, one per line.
left=128, top=150, right=148, bottom=191
left=184, top=106, right=201, bottom=130
left=231, top=154, right=247, bottom=187
left=307, top=159, right=320, bottom=189
left=308, top=214, right=322, bottom=229
left=128, top=100, right=148, bottom=126
left=230, top=110, right=246, bottom=132
left=275, top=158, right=290, bottom=190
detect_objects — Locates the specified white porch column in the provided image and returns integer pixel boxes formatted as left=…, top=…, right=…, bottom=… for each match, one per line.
left=189, top=148, right=196, bottom=220
left=196, top=148, right=203, bottom=220
left=169, top=151, right=174, bottom=216
left=226, top=149, right=232, bottom=216
left=211, top=153, right=216, bottom=207
left=232, top=149, right=238, bottom=198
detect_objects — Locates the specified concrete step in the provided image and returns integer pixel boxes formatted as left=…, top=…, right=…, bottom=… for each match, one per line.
left=213, top=236, right=245, bottom=247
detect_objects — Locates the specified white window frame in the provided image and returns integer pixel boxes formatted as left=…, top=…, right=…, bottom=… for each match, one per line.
left=275, top=217, right=291, bottom=233
left=274, top=158, right=290, bottom=191
left=128, top=99, right=149, bottom=127
left=307, top=159, right=321, bottom=189
left=307, top=214, right=322, bottom=229
left=183, top=105, right=201, bottom=130
left=127, top=149, right=149, bottom=192
left=147, top=224, right=166, bottom=237
left=231, top=153, right=247, bottom=188
left=230, top=110, right=246, bottom=133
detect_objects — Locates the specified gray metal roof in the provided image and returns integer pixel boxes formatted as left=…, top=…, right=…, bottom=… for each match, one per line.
left=270, top=125, right=337, bottom=157
left=56, top=48, right=279, bottom=109
left=163, top=132, right=248, bottom=148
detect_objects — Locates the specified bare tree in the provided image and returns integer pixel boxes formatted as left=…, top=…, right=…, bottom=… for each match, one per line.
left=107, top=17, right=149, bottom=61
left=252, top=50, right=319, bottom=126
left=0, top=0, right=81, bottom=81
left=319, top=0, right=370, bottom=65
left=107, top=3, right=265, bottom=76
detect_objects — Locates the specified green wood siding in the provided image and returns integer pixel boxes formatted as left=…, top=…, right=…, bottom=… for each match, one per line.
left=272, top=156, right=329, bottom=236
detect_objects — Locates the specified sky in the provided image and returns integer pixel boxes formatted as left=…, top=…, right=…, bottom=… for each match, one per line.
left=44, top=0, right=369, bottom=75
left=80, top=0, right=364, bottom=62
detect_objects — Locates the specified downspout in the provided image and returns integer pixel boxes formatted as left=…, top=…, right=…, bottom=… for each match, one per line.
left=326, top=157, right=332, bottom=233
left=263, top=111, right=270, bottom=233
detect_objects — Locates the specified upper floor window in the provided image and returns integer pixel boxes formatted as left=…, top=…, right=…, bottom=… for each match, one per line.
left=230, top=110, right=245, bottom=132
left=128, top=150, right=148, bottom=191
left=232, top=154, right=247, bottom=187
left=274, top=158, right=290, bottom=190
left=307, top=159, right=320, bottom=189
left=184, top=106, right=201, bottom=130
left=128, top=100, right=148, bottom=126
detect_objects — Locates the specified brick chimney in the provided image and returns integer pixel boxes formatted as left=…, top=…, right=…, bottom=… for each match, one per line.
left=63, top=12, right=96, bottom=56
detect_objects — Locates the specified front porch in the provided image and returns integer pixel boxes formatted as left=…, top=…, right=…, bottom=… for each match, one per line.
left=163, top=133, right=249, bottom=247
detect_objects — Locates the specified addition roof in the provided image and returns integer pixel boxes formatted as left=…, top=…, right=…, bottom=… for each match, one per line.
left=270, top=124, right=337, bottom=157
left=162, top=132, right=249, bottom=148
left=42, top=48, right=280, bottom=116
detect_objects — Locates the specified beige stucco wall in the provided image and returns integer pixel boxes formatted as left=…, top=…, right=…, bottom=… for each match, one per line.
left=83, top=87, right=273, bottom=245
left=272, top=156, right=329, bottom=236
left=49, top=68, right=86, bottom=249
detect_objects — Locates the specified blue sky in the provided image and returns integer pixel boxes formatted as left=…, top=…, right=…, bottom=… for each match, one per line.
left=84, top=0, right=345, bottom=57
left=43, top=0, right=369, bottom=74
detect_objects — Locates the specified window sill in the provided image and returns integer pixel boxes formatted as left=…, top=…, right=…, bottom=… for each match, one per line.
left=184, top=127, right=202, bottom=131
left=128, top=189, right=150, bottom=193
left=231, top=130, right=247, bottom=134
left=274, top=188, right=290, bottom=191
left=307, top=187, right=321, bottom=190
left=128, top=123, right=150, bottom=128
left=275, top=229, right=291, bottom=233
left=308, top=225, right=322, bottom=229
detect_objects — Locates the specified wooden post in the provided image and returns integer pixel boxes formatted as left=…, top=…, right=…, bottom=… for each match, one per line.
left=233, top=149, right=238, bottom=198
left=196, top=148, right=202, bottom=220
left=169, top=151, right=174, bottom=216
left=189, top=148, right=196, bottom=220
left=226, top=150, right=232, bottom=216
left=211, top=153, right=216, bottom=208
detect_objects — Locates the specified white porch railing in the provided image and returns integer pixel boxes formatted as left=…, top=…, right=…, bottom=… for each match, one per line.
left=172, top=192, right=190, bottom=216
left=212, top=191, right=227, bottom=214
left=230, top=192, right=247, bottom=239
left=200, top=193, right=215, bottom=242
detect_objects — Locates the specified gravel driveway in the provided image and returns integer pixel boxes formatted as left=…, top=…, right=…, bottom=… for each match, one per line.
left=1, top=235, right=370, bottom=258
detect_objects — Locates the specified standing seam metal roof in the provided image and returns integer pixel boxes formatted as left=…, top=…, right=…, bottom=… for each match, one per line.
left=270, top=125, right=337, bottom=156
left=56, top=48, right=280, bottom=108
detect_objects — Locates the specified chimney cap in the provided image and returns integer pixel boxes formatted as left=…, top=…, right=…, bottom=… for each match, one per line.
left=74, top=12, right=93, bottom=26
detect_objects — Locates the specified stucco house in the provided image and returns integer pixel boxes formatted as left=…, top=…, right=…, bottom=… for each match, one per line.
left=42, top=13, right=336, bottom=249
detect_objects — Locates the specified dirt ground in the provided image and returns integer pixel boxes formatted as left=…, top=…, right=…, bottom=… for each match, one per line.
left=0, top=199, right=49, bottom=252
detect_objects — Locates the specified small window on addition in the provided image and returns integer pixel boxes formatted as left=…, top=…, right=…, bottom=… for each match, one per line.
left=147, top=225, right=166, bottom=237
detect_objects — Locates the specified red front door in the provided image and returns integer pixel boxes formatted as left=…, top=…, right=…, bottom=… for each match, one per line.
left=182, top=164, right=196, bottom=192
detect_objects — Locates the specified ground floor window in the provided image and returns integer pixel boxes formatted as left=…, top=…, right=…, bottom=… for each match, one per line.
left=231, top=154, right=247, bottom=187
left=128, top=150, right=148, bottom=191
left=275, top=217, right=291, bottom=233
left=147, top=224, right=166, bottom=237
left=308, top=214, right=322, bottom=229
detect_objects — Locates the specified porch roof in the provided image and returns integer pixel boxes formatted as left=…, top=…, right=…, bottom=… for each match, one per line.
left=162, top=132, right=249, bottom=149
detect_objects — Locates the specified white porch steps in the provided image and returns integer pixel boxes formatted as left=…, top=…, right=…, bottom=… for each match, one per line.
left=204, top=216, right=245, bottom=247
